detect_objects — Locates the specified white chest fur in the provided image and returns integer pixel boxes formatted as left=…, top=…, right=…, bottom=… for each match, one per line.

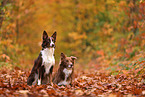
left=63, top=68, right=72, bottom=78
left=58, top=68, right=72, bottom=85
left=41, top=48, right=55, bottom=74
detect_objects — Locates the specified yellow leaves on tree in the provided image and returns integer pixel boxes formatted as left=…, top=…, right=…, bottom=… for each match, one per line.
left=106, top=0, right=115, bottom=5
left=68, top=32, right=87, bottom=55
left=68, top=32, right=87, bottom=41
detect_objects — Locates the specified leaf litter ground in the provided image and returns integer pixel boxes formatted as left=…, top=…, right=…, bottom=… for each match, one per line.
left=0, top=66, right=145, bottom=97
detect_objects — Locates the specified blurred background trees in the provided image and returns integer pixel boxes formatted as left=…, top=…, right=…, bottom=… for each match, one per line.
left=0, top=0, right=144, bottom=70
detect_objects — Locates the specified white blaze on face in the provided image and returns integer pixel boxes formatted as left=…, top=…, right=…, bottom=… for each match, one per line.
left=50, top=37, right=54, bottom=47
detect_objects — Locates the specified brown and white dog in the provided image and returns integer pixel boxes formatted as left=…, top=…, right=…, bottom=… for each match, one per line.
left=53, top=53, right=77, bottom=86
left=27, top=31, right=56, bottom=86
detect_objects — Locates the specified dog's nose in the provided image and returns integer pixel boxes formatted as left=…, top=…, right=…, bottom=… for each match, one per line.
left=68, top=64, right=73, bottom=68
left=71, top=64, right=73, bottom=67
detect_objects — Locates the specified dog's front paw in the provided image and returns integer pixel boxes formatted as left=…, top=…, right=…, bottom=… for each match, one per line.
left=38, top=79, right=41, bottom=85
left=51, top=82, right=54, bottom=86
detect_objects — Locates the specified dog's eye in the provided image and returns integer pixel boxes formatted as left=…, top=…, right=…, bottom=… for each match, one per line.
left=43, top=42, right=46, bottom=45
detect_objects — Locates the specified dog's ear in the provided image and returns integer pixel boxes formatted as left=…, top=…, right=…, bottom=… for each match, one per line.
left=43, top=30, right=48, bottom=40
left=61, top=53, right=66, bottom=60
left=71, top=56, right=77, bottom=61
left=51, top=31, right=57, bottom=42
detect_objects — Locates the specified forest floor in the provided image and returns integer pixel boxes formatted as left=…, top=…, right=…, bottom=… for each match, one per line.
left=0, top=47, right=145, bottom=97
left=0, top=53, right=145, bottom=97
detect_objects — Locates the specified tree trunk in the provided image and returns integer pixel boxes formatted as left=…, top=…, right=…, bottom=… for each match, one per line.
left=16, top=0, right=19, bottom=42
left=0, top=0, right=8, bottom=28
left=132, top=0, right=138, bottom=35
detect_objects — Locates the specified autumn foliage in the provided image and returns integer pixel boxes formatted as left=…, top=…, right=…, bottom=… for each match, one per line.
left=0, top=0, right=145, bottom=96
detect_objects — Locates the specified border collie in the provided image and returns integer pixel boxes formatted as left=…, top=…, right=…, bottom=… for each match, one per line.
left=53, top=53, right=77, bottom=86
left=27, top=31, right=57, bottom=85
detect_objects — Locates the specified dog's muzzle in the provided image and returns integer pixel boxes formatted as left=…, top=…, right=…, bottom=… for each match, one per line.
left=68, top=64, right=73, bottom=68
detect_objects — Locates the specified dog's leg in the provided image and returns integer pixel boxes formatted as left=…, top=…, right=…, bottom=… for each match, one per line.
left=38, top=66, right=45, bottom=85
left=27, top=73, right=35, bottom=86
left=49, top=66, right=53, bottom=85
left=38, top=69, right=41, bottom=85
left=27, top=70, right=39, bottom=86
left=49, top=73, right=53, bottom=86
left=38, top=79, right=41, bottom=85
left=32, top=73, right=38, bottom=85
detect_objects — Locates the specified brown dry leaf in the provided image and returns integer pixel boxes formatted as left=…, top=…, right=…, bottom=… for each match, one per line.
left=40, top=89, right=48, bottom=96
left=47, top=89, right=56, bottom=95
left=18, top=90, right=29, bottom=97
left=126, top=86, right=132, bottom=90
left=75, top=89, right=84, bottom=95
left=142, top=90, right=145, bottom=95
left=126, top=94, right=136, bottom=97
left=108, top=94, right=117, bottom=97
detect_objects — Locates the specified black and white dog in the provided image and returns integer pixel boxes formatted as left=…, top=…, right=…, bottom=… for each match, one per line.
left=27, top=31, right=56, bottom=85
